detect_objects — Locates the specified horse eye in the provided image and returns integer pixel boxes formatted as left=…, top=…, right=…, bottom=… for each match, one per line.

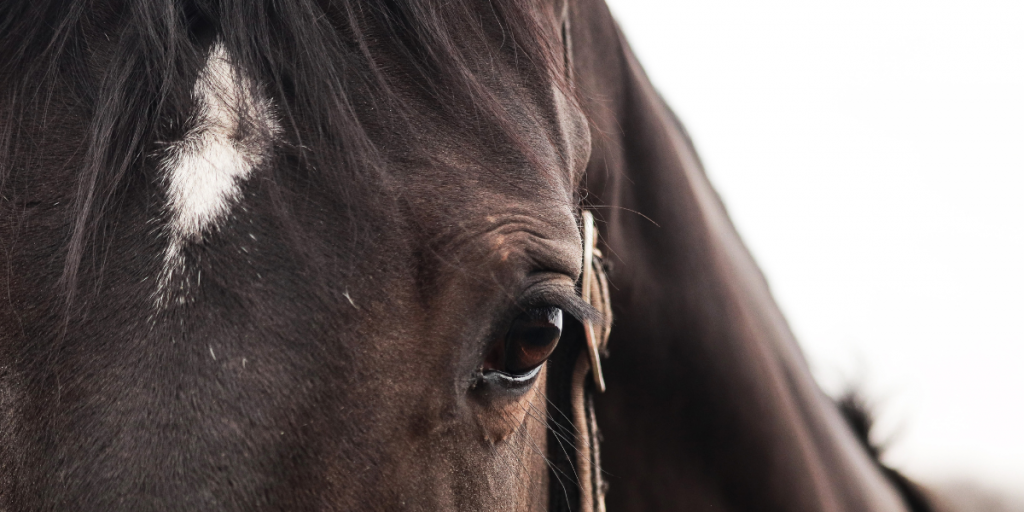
left=502, top=307, right=563, bottom=375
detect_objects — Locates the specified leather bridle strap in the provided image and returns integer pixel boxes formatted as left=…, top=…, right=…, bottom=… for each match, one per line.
left=571, top=211, right=611, bottom=512
left=580, top=211, right=608, bottom=392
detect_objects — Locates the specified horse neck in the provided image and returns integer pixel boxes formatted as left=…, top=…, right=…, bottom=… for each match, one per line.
left=571, top=0, right=913, bottom=509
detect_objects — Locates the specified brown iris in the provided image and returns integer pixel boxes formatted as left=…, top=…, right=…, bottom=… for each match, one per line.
left=485, top=307, right=564, bottom=376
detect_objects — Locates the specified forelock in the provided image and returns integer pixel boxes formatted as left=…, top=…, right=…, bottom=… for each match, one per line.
left=0, top=0, right=570, bottom=311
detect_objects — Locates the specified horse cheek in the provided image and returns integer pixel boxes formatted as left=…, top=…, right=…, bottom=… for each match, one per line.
left=475, top=367, right=548, bottom=445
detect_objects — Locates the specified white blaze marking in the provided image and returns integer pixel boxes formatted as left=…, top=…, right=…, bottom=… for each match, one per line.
left=156, top=43, right=278, bottom=306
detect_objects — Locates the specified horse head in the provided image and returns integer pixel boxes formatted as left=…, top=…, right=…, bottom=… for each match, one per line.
left=0, top=0, right=930, bottom=510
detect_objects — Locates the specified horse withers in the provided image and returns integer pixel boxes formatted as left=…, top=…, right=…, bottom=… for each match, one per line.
left=0, top=0, right=933, bottom=510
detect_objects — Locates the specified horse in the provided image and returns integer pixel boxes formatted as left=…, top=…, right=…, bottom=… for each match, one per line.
left=0, top=0, right=939, bottom=510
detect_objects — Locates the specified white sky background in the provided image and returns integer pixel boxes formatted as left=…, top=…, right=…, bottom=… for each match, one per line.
left=604, top=0, right=1024, bottom=494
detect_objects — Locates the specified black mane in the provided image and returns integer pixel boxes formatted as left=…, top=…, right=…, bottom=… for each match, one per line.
left=0, top=0, right=563, bottom=307
left=837, top=392, right=935, bottom=512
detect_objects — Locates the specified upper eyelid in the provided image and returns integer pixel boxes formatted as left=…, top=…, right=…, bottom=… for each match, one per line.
left=517, top=281, right=602, bottom=326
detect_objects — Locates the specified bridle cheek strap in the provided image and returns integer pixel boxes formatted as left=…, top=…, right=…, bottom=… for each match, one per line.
left=573, top=211, right=612, bottom=512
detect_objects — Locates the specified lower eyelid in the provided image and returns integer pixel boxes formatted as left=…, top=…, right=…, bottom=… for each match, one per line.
left=481, top=364, right=544, bottom=389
